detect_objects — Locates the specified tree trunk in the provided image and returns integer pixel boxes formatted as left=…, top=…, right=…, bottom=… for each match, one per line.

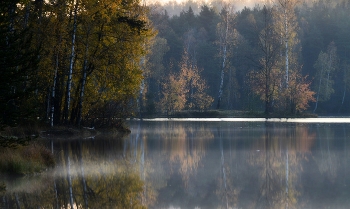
left=51, top=52, right=59, bottom=127
left=64, top=1, right=78, bottom=124
left=77, top=42, right=89, bottom=126
left=78, top=141, right=89, bottom=209
left=138, top=79, right=145, bottom=118
left=23, top=2, right=31, bottom=27
left=219, top=128, right=229, bottom=209
left=285, top=38, right=289, bottom=88
left=67, top=155, right=74, bottom=209
left=313, top=79, right=321, bottom=113
left=217, top=10, right=231, bottom=109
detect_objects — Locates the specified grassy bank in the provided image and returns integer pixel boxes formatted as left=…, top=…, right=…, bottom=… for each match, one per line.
left=0, top=122, right=127, bottom=175
left=0, top=141, right=55, bottom=175
left=0, top=125, right=55, bottom=176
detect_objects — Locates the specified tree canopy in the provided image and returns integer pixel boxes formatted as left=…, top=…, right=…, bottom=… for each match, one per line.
left=0, top=0, right=154, bottom=128
left=3, top=0, right=350, bottom=126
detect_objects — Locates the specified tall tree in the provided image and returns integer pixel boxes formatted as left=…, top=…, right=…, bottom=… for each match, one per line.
left=63, top=0, right=79, bottom=124
left=273, top=0, right=299, bottom=88
left=313, top=41, right=338, bottom=113
left=256, top=5, right=281, bottom=115
left=273, top=0, right=305, bottom=114
left=1, top=0, right=155, bottom=127
left=178, top=50, right=213, bottom=110
left=216, top=5, right=236, bottom=109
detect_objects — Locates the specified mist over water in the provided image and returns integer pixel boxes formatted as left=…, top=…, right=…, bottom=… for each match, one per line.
left=2, top=120, right=350, bottom=208
left=137, top=117, right=350, bottom=123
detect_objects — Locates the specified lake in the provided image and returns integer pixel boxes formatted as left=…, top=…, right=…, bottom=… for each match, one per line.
left=1, top=118, right=350, bottom=209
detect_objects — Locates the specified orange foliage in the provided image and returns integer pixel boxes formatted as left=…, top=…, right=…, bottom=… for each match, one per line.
left=288, top=71, right=316, bottom=112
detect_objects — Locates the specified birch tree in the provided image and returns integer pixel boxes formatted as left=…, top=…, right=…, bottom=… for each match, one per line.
left=46, top=0, right=153, bottom=126
left=63, top=0, right=78, bottom=124
left=313, top=42, right=338, bottom=113
left=216, top=5, right=236, bottom=109
left=273, top=0, right=299, bottom=89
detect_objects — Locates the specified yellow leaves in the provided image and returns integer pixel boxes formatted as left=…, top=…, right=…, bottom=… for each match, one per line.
left=249, top=68, right=283, bottom=101
left=250, top=67, right=315, bottom=113
left=159, top=49, right=213, bottom=113
left=160, top=73, right=187, bottom=113
left=6, top=0, right=150, bottom=123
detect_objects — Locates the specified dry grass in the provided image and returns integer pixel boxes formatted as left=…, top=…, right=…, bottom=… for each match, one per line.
left=0, top=142, right=55, bottom=175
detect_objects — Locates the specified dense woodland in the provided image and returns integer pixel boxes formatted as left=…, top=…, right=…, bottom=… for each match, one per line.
left=144, top=0, right=350, bottom=117
left=0, top=0, right=154, bottom=128
left=1, top=0, right=350, bottom=128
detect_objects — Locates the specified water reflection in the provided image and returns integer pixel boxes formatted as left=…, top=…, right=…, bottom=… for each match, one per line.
left=1, top=121, right=350, bottom=208
left=1, top=137, right=146, bottom=209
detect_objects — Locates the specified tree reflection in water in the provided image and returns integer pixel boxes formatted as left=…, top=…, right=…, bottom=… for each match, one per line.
left=2, top=121, right=350, bottom=208
left=1, top=136, right=147, bottom=209
left=248, top=123, right=316, bottom=209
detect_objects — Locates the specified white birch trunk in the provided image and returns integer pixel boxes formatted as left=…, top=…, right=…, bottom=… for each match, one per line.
left=285, top=40, right=289, bottom=87
left=220, top=133, right=229, bottom=209
left=64, top=1, right=78, bottom=123
left=217, top=12, right=229, bottom=109
left=67, top=156, right=74, bottom=209
left=284, top=6, right=289, bottom=88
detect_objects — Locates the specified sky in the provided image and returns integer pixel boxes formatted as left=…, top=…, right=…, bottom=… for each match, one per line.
left=147, top=0, right=275, bottom=13
left=148, top=0, right=271, bottom=6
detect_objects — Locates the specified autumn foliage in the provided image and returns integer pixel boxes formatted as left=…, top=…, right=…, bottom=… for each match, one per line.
left=159, top=50, right=213, bottom=114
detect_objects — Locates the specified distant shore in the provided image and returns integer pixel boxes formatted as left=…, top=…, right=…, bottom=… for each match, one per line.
left=137, top=110, right=318, bottom=119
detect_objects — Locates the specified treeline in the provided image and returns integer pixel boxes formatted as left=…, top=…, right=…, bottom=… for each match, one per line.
left=0, top=0, right=154, bottom=127
left=143, top=0, right=350, bottom=116
left=2, top=0, right=350, bottom=128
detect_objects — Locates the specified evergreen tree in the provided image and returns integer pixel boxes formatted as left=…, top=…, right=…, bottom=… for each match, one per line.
left=0, top=0, right=39, bottom=127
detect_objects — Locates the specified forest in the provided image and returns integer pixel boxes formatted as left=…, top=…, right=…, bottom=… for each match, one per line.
left=1, top=0, right=350, bottom=128
left=0, top=0, right=154, bottom=128
left=144, top=0, right=350, bottom=117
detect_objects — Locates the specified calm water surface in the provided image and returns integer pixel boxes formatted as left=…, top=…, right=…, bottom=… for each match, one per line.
left=2, top=119, right=350, bottom=209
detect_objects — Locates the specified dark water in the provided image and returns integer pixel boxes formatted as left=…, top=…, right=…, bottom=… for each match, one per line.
left=2, top=119, right=350, bottom=209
